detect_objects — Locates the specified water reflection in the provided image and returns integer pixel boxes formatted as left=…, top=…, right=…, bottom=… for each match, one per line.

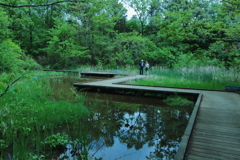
left=72, top=92, right=192, bottom=160
left=50, top=76, right=193, bottom=160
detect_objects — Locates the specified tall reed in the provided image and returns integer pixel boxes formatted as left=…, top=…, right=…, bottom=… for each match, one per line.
left=132, top=66, right=240, bottom=90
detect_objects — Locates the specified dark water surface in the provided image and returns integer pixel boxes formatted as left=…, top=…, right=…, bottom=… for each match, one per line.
left=49, top=76, right=194, bottom=160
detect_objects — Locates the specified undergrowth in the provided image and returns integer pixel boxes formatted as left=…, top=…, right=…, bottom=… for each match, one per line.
left=0, top=73, right=89, bottom=159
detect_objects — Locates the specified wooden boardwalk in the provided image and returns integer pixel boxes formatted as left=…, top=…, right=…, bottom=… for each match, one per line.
left=73, top=75, right=240, bottom=160
left=73, top=75, right=200, bottom=97
left=184, top=91, right=240, bottom=160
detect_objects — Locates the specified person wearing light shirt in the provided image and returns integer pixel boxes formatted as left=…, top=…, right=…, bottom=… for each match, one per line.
left=145, top=61, right=149, bottom=75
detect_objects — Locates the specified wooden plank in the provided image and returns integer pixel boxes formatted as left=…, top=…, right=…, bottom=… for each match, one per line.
left=190, top=136, right=240, bottom=146
left=187, top=147, right=240, bottom=159
left=189, top=141, right=240, bottom=154
left=191, top=138, right=240, bottom=147
left=193, top=123, right=240, bottom=134
left=193, top=130, right=240, bottom=141
left=193, top=120, right=240, bottom=128
left=185, top=154, right=226, bottom=160
left=195, top=119, right=240, bottom=126
left=186, top=150, right=239, bottom=160
left=197, top=106, right=239, bottom=112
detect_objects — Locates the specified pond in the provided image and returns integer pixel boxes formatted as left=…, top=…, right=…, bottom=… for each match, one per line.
left=47, top=75, right=194, bottom=160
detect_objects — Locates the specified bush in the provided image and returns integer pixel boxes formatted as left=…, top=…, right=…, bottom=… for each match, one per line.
left=0, top=39, right=23, bottom=73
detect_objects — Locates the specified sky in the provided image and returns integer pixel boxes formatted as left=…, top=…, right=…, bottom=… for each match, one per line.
left=123, top=4, right=137, bottom=20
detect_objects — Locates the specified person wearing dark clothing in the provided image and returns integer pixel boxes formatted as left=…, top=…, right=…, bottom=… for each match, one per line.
left=139, top=59, right=144, bottom=75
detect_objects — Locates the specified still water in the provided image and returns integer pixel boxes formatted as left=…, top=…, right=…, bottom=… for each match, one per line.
left=49, top=75, right=193, bottom=160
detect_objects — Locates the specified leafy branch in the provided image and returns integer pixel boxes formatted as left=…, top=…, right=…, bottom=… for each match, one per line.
left=0, top=0, right=85, bottom=8
left=0, top=74, right=38, bottom=98
left=0, top=75, right=22, bottom=98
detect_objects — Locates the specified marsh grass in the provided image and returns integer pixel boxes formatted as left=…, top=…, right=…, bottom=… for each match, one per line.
left=132, top=66, right=240, bottom=90
left=0, top=72, right=89, bottom=159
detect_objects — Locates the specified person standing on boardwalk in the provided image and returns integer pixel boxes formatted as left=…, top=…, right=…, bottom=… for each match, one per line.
left=139, top=59, right=144, bottom=75
left=145, top=61, right=149, bottom=75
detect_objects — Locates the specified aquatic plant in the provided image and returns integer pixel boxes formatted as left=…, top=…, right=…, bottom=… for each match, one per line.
left=163, top=95, right=194, bottom=107
left=43, top=133, right=69, bottom=148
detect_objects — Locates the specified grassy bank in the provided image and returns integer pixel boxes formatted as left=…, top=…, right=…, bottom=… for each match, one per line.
left=130, top=66, right=240, bottom=90
left=0, top=72, right=89, bottom=159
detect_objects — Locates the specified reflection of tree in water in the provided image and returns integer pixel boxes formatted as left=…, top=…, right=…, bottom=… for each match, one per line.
left=83, top=98, right=192, bottom=159
left=117, top=110, right=148, bottom=150
left=83, top=100, right=132, bottom=147
left=144, top=105, right=192, bottom=159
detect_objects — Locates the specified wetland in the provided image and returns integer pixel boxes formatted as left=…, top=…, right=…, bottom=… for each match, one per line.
left=0, top=74, right=195, bottom=160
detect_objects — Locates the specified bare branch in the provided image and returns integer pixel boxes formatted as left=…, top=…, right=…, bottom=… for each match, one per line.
left=0, top=0, right=85, bottom=8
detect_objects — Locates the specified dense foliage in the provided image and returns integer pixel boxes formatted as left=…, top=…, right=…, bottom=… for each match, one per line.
left=0, top=0, right=239, bottom=70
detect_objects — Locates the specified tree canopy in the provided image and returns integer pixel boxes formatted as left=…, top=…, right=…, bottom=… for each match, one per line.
left=0, top=0, right=239, bottom=71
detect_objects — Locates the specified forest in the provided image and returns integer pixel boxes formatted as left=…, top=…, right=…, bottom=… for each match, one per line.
left=0, top=0, right=239, bottom=72
left=0, top=0, right=239, bottom=159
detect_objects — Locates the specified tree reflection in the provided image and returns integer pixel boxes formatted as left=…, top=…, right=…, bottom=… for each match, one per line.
left=82, top=96, right=192, bottom=159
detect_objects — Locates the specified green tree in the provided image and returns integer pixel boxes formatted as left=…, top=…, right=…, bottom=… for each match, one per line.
left=222, top=0, right=240, bottom=17
left=0, top=8, right=25, bottom=73
left=124, top=0, right=152, bottom=36
left=46, top=18, right=89, bottom=69
left=126, top=15, right=141, bottom=33
left=0, top=39, right=24, bottom=73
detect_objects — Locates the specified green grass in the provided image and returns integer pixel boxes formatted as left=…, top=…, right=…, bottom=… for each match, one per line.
left=131, top=66, right=240, bottom=90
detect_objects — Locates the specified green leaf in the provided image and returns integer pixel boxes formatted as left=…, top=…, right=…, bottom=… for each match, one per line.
left=0, top=82, right=6, bottom=91
left=8, top=86, right=15, bottom=92
left=31, top=76, right=39, bottom=81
